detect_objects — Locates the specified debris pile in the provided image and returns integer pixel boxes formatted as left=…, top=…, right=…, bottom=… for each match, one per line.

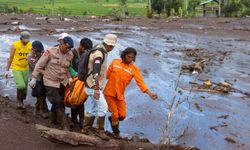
left=177, top=48, right=230, bottom=74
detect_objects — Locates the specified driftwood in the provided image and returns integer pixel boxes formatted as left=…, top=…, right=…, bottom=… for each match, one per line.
left=35, top=124, right=118, bottom=148
left=179, top=86, right=223, bottom=94
left=181, top=60, right=206, bottom=73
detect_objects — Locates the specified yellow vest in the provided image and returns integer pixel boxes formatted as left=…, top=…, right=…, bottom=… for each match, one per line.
left=12, top=40, right=32, bottom=71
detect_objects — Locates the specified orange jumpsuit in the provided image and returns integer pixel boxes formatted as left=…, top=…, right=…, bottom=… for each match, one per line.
left=104, top=59, right=148, bottom=122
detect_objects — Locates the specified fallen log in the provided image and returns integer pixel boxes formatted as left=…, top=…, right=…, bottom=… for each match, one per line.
left=179, top=86, right=223, bottom=94
left=35, top=124, right=118, bottom=148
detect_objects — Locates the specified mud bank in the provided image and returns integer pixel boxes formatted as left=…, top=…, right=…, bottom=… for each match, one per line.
left=0, top=95, right=189, bottom=150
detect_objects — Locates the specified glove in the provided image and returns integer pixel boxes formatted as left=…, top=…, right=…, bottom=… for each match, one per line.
left=69, top=78, right=73, bottom=86
left=29, top=78, right=37, bottom=88
left=4, top=71, right=9, bottom=79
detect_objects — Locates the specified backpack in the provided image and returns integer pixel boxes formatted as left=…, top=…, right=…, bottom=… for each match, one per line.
left=77, top=47, right=106, bottom=83
left=71, top=48, right=80, bottom=72
left=64, top=77, right=88, bottom=107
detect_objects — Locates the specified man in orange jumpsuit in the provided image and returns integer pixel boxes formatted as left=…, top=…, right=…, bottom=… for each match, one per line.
left=104, top=47, right=158, bottom=138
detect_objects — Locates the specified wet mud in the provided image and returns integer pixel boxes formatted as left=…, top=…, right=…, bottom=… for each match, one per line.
left=0, top=14, right=250, bottom=150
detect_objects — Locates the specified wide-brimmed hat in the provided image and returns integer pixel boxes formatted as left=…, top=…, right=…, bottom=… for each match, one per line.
left=103, top=34, right=117, bottom=46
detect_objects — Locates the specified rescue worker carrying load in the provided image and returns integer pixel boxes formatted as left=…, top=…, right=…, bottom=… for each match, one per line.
left=104, top=47, right=158, bottom=138
left=65, top=37, right=93, bottom=127
left=28, top=40, right=49, bottom=119
left=29, top=36, right=74, bottom=130
left=78, top=34, right=117, bottom=140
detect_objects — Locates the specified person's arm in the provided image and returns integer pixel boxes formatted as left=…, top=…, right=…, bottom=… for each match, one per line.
left=27, top=53, right=36, bottom=72
left=92, top=50, right=104, bottom=89
left=29, top=50, right=50, bottom=88
left=92, top=57, right=103, bottom=89
left=133, top=66, right=158, bottom=100
left=32, top=50, right=50, bottom=79
left=69, top=64, right=77, bottom=78
left=91, top=51, right=104, bottom=100
left=145, top=89, right=158, bottom=100
left=5, top=45, right=15, bottom=79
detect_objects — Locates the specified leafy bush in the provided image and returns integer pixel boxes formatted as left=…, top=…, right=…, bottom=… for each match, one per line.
left=164, top=0, right=184, bottom=17
left=222, top=0, right=243, bottom=17
left=242, top=8, right=250, bottom=16
left=83, top=11, right=88, bottom=15
left=188, top=0, right=201, bottom=16
left=107, top=8, right=120, bottom=16
left=152, top=0, right=164, bottom=15
left=12, top=6, right=19, bottom=13
left=242, top=0, right=250, bottom=8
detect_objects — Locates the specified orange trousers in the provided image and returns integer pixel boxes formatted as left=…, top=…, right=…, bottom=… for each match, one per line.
left=105, top=95, right=126, bottom=122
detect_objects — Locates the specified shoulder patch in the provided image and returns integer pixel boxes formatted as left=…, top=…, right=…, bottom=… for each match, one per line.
left=94, top=59, right=101, bottom=64
left=44, top=50, right=50, bottom=56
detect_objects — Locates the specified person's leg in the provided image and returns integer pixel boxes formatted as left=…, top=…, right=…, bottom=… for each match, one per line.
left=46, top=85, right=68, bottom=130
left=50, top=104, right=57, bottom=124
left=38, top=79, right=49, bottom=118
left=55, top=84, right=68, bottom=130
left=81, top=112, right=95, bottom=134
left=78, top=104, right=84, bottom=128
left=46, top=86, right=57, bottom=124
left=105, top=95, right=122, bottom=138
left=13, top=70, right=27, bottom=108
left=105, top=95, right=119, bottom=122
left=95, top=92, right=109, bottom=140
left=117, top=100, right=126, bottom=121
left=33, top=80, right=48, bottom=118
left=112, top=99, right=126, bottom=138
left=39, top=95, right=49, bottom=119
left=22, top=70, right=29, bottom=96
left=34, top=97, right=41, bottom=116
left=82, top=88, right=109, bottom=140
left=71, top=107, right=78, bottom=124
left=81, top=88, right=95, bottom=134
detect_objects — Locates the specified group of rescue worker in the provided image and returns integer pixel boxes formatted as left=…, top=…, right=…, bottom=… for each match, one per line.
left=5, top=31, right=158, bottom=139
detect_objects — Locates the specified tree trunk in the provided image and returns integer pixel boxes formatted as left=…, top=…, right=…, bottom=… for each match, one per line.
left=35, top=124, right=118, bottom=148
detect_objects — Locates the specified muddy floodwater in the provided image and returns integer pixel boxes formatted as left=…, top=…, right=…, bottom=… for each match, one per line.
left=0, top=15, right=250, bottom=150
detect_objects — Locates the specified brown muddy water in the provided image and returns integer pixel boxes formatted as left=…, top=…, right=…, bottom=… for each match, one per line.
left=0, top=23, right=250, bottom=150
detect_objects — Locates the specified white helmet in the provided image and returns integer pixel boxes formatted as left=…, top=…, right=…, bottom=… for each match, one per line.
left=58, top=32, right=69, bottom=41
left=103, top=34, right=117, bottom=46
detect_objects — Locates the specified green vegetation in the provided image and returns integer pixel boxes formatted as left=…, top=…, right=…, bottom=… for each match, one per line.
left=151, top=0, right=203, bottom=17
left=0, top=0, right=250, bottom=17
left=150, top=0, right=250, bottom=17
left=188, top=0, right=201, bottom=16
left=0, top=0, right=147, bottom=16
left=222, top=0, right=250, bottom=17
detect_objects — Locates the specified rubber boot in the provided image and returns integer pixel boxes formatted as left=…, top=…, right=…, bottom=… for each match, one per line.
left=108, top=116, right=121, bottom=139
left=16, top=89, right=25, bottom=109
left=39, top=96, right=49, bottom=119
left=81, top=114, right=95, bottom=135
left=33, top=97, right=41, bottom=116
left=49, top=104, right=57, bottom=124
left=78, top=105, right=84, bottom=128
left=56, top=108, right=69, bottom=131
left=96, top=116, right=110, bottom=141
